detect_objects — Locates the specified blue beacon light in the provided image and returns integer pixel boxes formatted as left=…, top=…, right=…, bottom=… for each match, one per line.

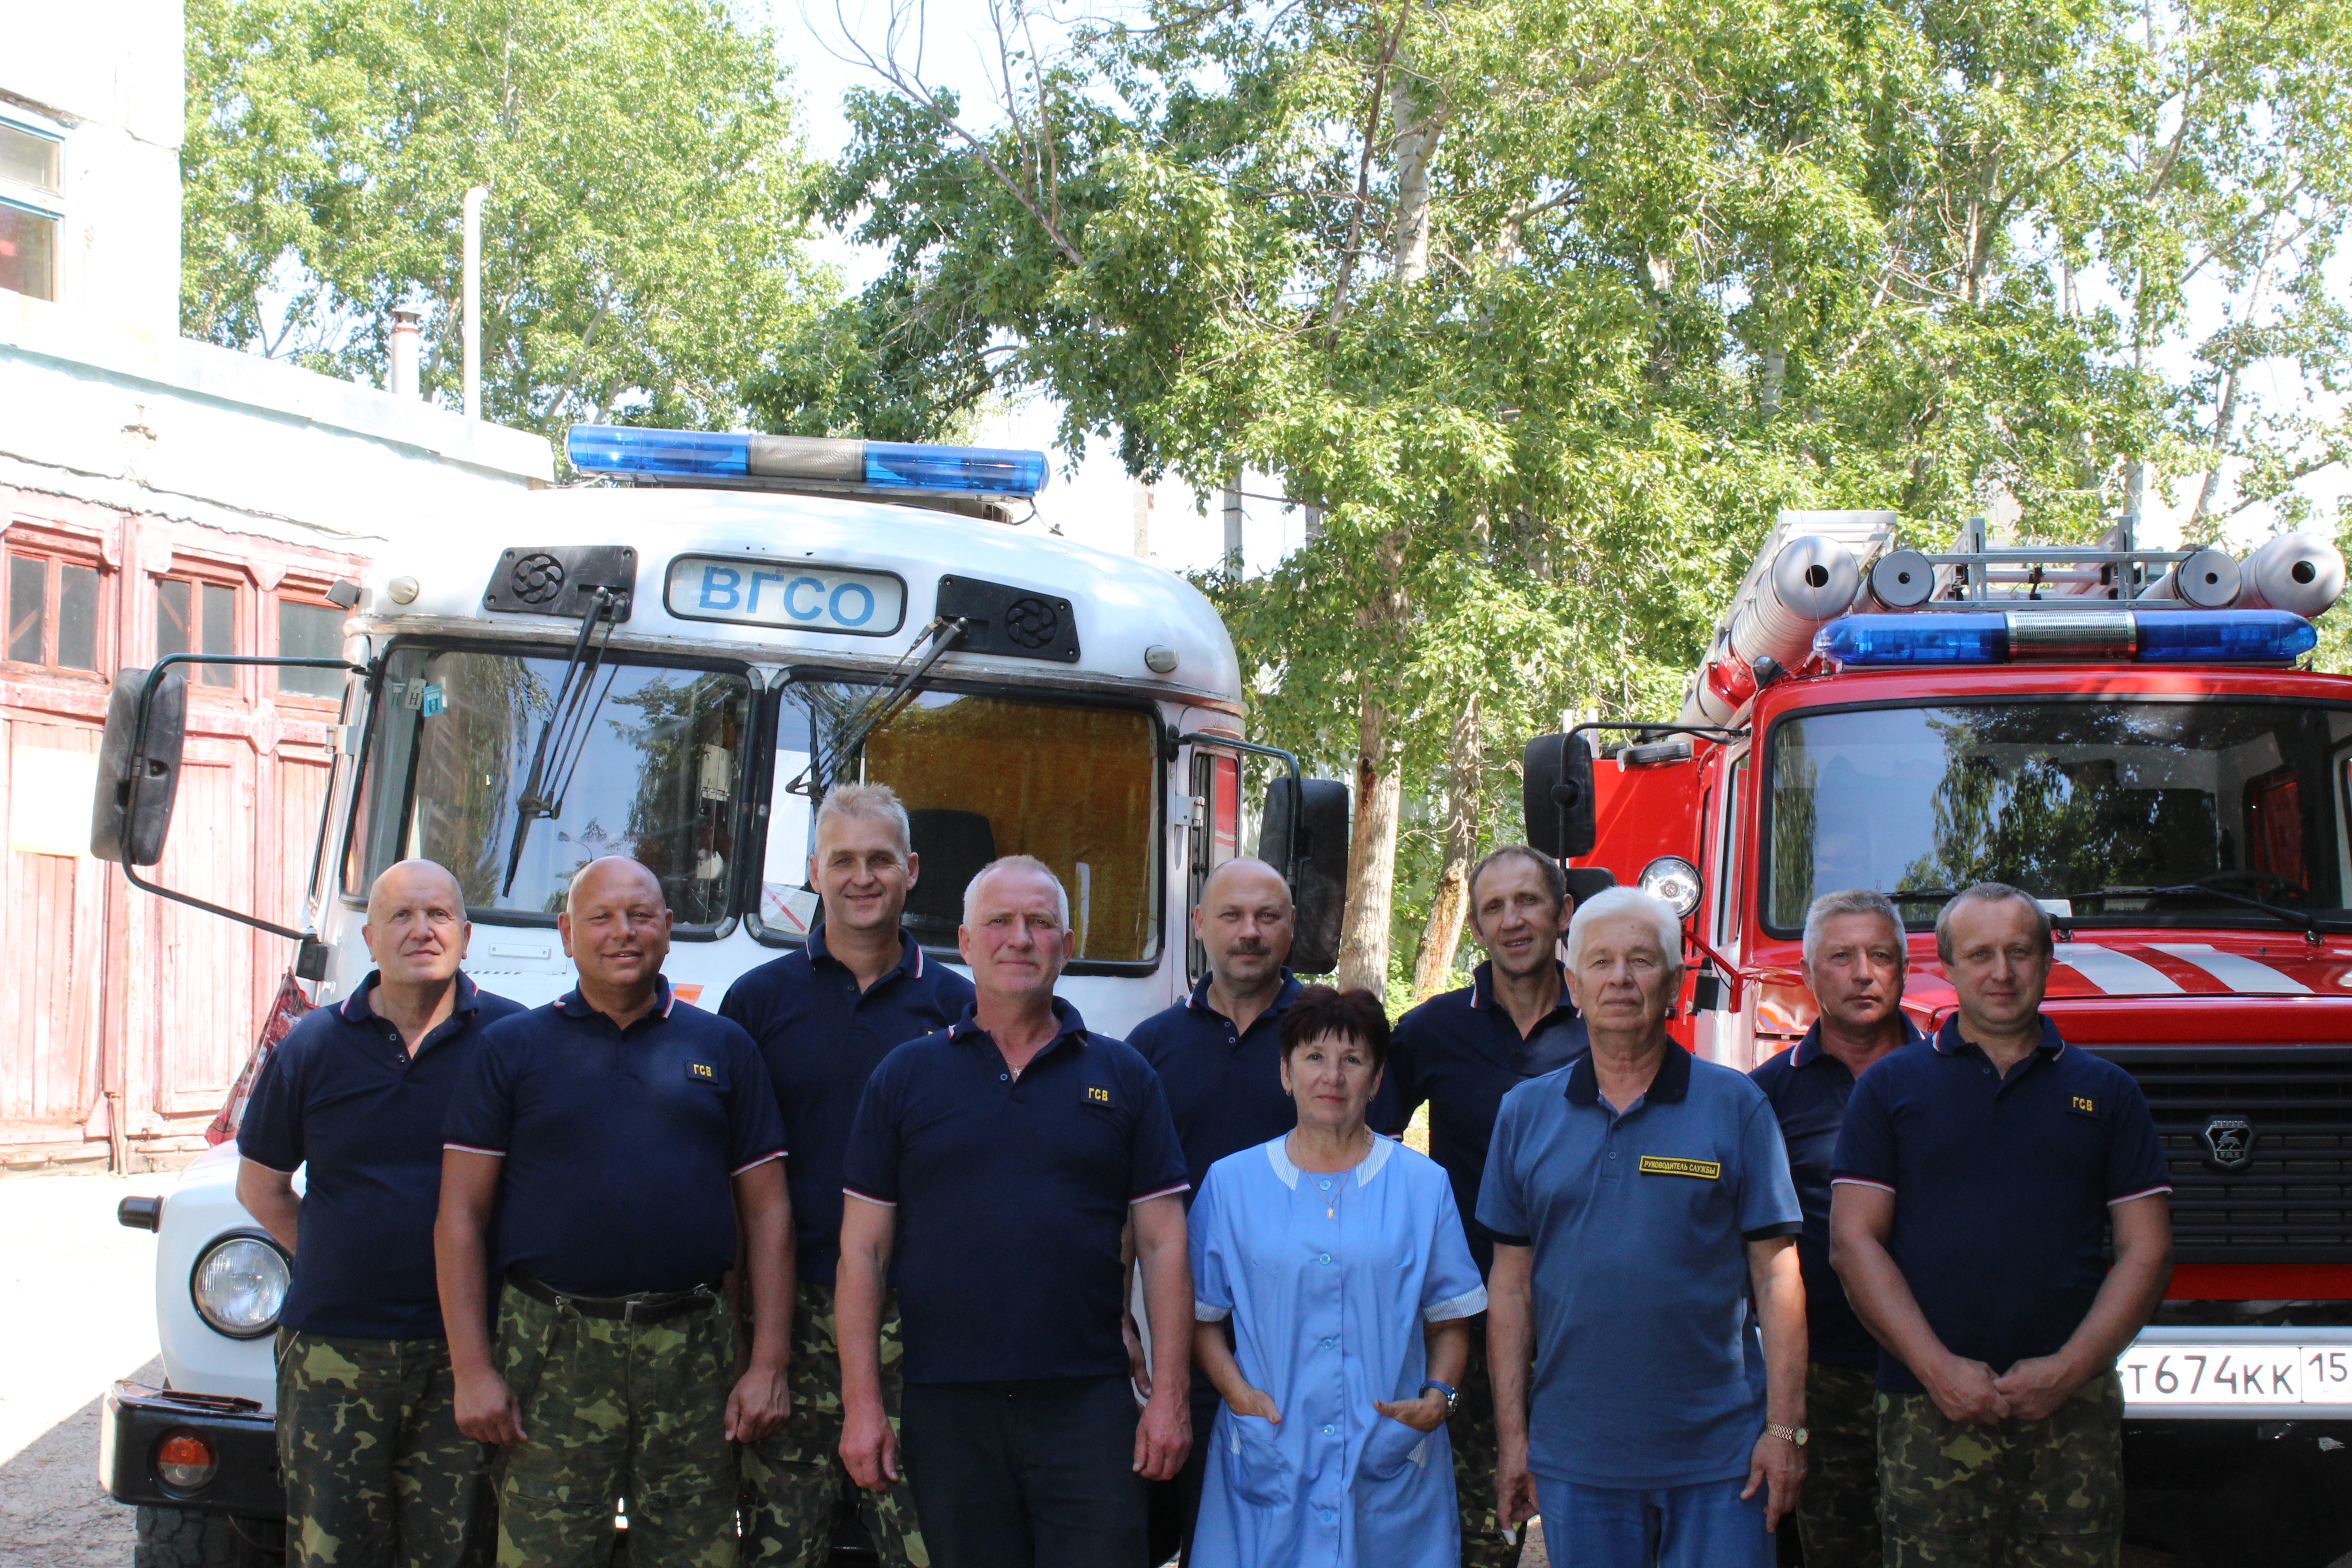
left=565, top=426, right=1050, bottom=496
left=1817, top=608, right=2315, bottom=666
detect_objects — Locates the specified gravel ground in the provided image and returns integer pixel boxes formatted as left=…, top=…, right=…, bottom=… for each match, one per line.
left=0, top=1170, right=173, bottom=1567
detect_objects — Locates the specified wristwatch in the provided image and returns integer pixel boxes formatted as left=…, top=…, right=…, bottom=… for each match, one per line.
left=1764, top=1422, right=1809, bottom=1447
left=1418, top=1380, right=1461, bottom=1419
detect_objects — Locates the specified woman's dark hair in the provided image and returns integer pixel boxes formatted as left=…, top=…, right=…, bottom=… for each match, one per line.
left=1279, top=985, right=1391, bottom=1068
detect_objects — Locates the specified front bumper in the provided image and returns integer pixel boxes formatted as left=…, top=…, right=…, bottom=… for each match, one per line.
left=99, top=1381, right=284, bottom=1517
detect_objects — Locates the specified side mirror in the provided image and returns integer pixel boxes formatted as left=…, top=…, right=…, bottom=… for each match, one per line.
left=91, top=666, right=188, bottom=866
left=1521, top=732, right=1595, bottom=860
left=1259, top=776, right=1350, bottom=974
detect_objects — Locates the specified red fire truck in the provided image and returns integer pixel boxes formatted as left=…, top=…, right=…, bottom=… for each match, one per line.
left=1521, top=513, right=2352, bottom=1567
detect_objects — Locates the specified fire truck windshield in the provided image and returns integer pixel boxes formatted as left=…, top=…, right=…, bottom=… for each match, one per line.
left=1764, top=699, right=2352, bottom=932
left=345, top=643, right=754, bottom=927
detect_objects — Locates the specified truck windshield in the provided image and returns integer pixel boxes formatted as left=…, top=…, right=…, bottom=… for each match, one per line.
left=761, top=681, right=1161, bottom=962
left=347, top=643, right=753, bottom=926
left=1765, top=700, right=2352, bottom=931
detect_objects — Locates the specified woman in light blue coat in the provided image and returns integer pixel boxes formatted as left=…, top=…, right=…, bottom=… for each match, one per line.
left=1189, top=985, right=1487, bottom=1568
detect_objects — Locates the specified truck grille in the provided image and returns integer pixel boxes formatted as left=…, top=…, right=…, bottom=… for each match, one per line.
left=2093, top=1047, right=2352, bottom=1265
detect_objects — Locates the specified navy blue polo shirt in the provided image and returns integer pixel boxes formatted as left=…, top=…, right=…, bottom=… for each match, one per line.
left=1749, top=1017, right=1926, bottom=1371
left=718, top=925, right=974, bottom=1285
left=841, top=999, right=1190, bottom=1385
left=1832, top=1014, right=2171, bottom=1394
left=1383, top=963, right=1587, bottom=1279
left=1128, top=970, right=1304, bottom=1194
left=1477, top=1045, right=1803, bottom=1490
left=443, top=977, right=786, bottom=1298
left=239, top=972, right=523, bottom=1340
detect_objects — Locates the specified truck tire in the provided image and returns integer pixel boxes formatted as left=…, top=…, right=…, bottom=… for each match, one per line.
left=134, top=1504, right=286, bottom=1567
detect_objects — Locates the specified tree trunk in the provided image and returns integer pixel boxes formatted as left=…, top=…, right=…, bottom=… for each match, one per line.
left=1410, top=689, right=1482, bottom=1001
left=1337, top=531, right=1409, bottom=995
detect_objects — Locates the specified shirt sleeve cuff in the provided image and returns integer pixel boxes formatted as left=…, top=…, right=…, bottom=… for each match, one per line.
left=2107, top=1184, right=2172, bottom=1205
left=1829, top=1176, right=1895, bottom=1194
left=1477, top=1222, right=1532, bottom=1247
left=1131, top=1181, right=1191, bottom=1204
left=443, top=1143, right=506, bottom=1158
left=1423, top=1285, right=1489, bottom=1322
left=731, top=1150, right=785, bottom=1176
left=1194, top=1300, right=1231, bottom=1322
left=236, top=1153, right=298, bottom=1175
left=1742, top=1221, right=1804, bottom=1242
left=842, top=1186, right=897, bottom=1208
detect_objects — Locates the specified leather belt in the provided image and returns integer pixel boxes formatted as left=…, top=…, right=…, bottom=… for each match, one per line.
left=505, top=1270, right=720, bottom=1325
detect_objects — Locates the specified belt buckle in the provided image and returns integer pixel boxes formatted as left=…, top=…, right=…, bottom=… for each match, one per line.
left=622, top=1296, right=649, bottom=1325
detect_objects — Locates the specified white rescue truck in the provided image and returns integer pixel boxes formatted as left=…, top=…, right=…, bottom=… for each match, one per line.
left=89, top=427, right=1348, bottom=1565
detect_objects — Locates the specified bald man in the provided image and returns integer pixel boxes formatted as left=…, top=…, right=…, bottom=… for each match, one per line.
left=1127, top=857, right=1305, bottom=1562
left=437, top=858, right=793, bottom=1568
left=238, top=859, right=525, bottom=1568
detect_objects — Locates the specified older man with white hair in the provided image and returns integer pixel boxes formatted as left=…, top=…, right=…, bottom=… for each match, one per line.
left=1479, top=886, right=1807, bottom=1568
left=835, top=854, right=1194, bottom=1568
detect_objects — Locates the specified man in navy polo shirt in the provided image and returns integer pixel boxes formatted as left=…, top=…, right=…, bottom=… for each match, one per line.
left=1832, top=883, right=2172, bottom=1567
left=1480, top=886, right=1807, bottom=1568
left=1382, top=843, right=1583, bottom=1568
left=719, top=782, right=974, bottom=1568
left=1127, top=855, right=1299, bottom=1562
left=837, top=855, right=1193, bottom=1568
left=436, top=858, right=793, bottom=1568
left=239, top=858, right=523, bottom=1568
left=1750, top=888, right=1923, bottom=1568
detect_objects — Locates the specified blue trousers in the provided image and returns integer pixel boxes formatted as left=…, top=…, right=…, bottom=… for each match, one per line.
left=900, top=1375, right=1148, bottom=1568
left=1535, top=1475, right=1774, bottom=1568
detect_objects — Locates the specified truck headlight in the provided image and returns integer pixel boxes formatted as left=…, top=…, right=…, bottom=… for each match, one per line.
left=1638, top=855, right=1703, bottom=919
left=190, top=1234, right=289, bottom=1339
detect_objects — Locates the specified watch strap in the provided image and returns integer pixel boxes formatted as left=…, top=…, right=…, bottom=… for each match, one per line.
left=1418, top=1380, right=1460, bottom=1416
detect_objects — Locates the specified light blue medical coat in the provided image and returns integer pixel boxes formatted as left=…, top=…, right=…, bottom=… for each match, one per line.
left=1190, top=1133, right=1487, bottom=1568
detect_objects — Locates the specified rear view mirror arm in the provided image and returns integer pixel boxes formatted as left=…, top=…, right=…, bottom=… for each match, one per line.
left=1188, top=735, right=1306, bottom=873
left=115, top=653, right=369, bottom=944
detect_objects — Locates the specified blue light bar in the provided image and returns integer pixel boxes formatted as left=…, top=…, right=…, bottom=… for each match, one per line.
left=565, top=426, right=1049, bottom=497
left=1816, top=613, right=2008, bottom=665
left=2138, top=608, right=2314, bottom=662
left=567, top=426, right=750, bottom=478
left=865, top=441, right=1049, bottom=496
left=1817, top=608, right=2317, bottom=667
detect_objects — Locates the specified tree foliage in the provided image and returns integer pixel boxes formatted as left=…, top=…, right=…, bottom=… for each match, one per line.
left=181, top=0, right=835, bottom=435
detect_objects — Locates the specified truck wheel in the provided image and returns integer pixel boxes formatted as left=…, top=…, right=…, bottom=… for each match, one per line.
left=134, top=1505, right=287, bottom=1567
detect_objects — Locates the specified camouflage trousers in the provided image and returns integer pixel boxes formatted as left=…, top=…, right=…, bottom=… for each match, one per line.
left=1795, top=1361, right=1883, bottom=1568
left=275, top=1329, right=494, bottom=1568
left=1877, top=1370, right=2123, bottom=1568
left=491, top=1280, right=740, bottom=1568
left=1455, top=1320, right=1527, bottom=1568
left=738, top=1281, right=927, bottom=1568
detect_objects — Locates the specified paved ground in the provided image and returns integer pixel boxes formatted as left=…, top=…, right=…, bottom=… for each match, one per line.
left=1, top=1170, right=173, bottom=1567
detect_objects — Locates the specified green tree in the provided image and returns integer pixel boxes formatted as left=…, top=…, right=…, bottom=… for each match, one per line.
left=181, top=0, right=835, bottom=436
left=821, top=0, right=2351, bottom=992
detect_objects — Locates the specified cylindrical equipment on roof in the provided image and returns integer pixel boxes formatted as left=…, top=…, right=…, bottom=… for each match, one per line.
left=1681, top=535, right=1861, bottom=724
left=2235, top=531, right=2346, bottom=618
left=1865, top=549, right=1935, bottom=609
left=2137, top=547, right=2241, bottom=608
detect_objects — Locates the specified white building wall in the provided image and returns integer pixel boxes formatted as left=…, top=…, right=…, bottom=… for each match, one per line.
left=1, top=0, right=185, bottom=333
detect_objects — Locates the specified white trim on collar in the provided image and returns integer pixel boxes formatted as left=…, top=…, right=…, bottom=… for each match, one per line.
left=1264, top=1130, right=1399, bottom=1191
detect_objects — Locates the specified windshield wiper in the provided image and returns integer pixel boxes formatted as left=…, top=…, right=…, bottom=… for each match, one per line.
left=1891, top=887, right=1962, bottom=904
left=789, top=616, right=969, bottom=800
left=2065, top=881, right=2323, bottom=939
left=499, top=587, right=622, bottom=897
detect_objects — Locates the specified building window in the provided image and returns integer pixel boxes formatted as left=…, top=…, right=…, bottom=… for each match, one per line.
left=157, top=576, right=237, bottom=686
left=276, top=599, right=347, bottom=699
left=0, top=121, right=63, bottom=304
left=3, top=549, right=105, bottom=673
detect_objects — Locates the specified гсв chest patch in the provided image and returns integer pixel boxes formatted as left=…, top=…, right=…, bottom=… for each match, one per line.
left=1637, top=1155, right=1721, bottom=1180
left=686, top=1059, right=720, bottom=1083
left=1081, top=1083, right=1114, bottom=1107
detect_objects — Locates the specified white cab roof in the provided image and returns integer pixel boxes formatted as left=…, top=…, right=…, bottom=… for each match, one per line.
left=358, top=485, right=1243, bottom=707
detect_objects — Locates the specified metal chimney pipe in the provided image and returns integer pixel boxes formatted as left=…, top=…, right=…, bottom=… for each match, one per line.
left=461, top=186, right=487, bottom=419
left=387, top=308, right=421, bottom=397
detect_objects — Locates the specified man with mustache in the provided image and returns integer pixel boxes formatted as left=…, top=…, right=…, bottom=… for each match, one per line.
left=436, top=857, right=793, bottom=1568
left=1127, top=856, right=1303, bottom=1561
